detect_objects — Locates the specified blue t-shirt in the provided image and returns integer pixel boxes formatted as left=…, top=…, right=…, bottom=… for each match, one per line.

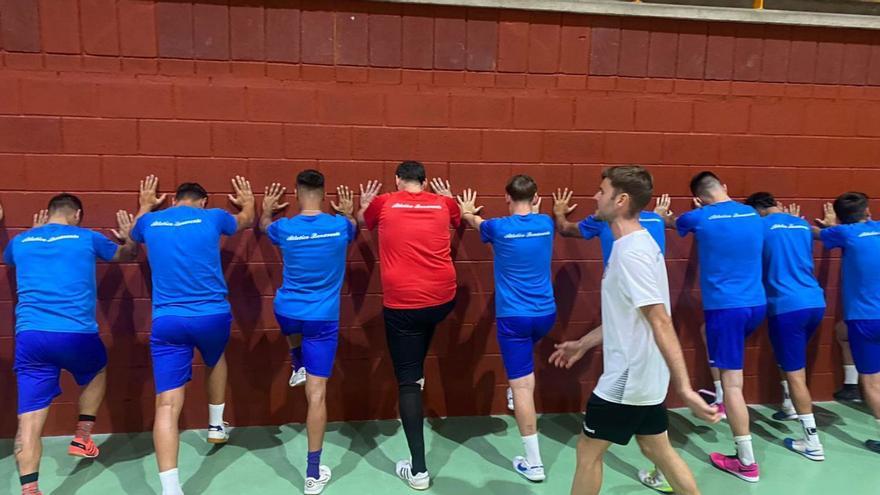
left=761, top=213, right=825, bottom=316
left=3, top=224, right=118, bottom=333
left=676, top=200, right=765, bottom=310
left=820, top=220, right=880, bottom=320
left=268, top=213, right=357, bottom=321
left=131, top=206, right=237, bottom=319
left=578, top=211, right=667, bottom=266
left=480, top=213, right=556, bottom=318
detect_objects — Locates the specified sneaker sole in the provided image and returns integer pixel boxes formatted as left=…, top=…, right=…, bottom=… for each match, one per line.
left=207, top=437, right=228, bottom=444
left=68, top=450, right=99, bottom=459
left=711, top=462, right=759, bottom=483
left=640, top=484, right=674, bottom=495
left=515, top=470, right=545, bottom=483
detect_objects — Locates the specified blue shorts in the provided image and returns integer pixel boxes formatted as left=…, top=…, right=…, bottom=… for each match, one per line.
left=14, top=331, right=107, bottom=415
left=150, top=313, right=232, bottom=394
left=276, top=313, right=339, bottom=378
left=704, top=305, right=766, bottom=370
left=846, top=319, right=880, bottom=374
left=497, top=313, right=557, bottom=380
left=768, top=307, right=825, bottom=372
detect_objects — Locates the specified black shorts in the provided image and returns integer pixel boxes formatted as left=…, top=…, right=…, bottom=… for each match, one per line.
left=582, top=394, right=668, bottom=445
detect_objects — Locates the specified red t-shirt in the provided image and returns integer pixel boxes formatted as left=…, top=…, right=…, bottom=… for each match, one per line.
left=364, top=190, right=461, bottom=309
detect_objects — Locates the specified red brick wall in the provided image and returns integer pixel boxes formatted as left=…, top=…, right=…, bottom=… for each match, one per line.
left=1, top=1, right=878, bottom=437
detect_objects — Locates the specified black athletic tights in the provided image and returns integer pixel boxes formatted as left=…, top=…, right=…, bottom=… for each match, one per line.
left=383, top=300, right=455, bottom=475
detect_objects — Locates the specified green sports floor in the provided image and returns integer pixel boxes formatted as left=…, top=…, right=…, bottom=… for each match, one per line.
left=1, top=402, right=876, bottom=494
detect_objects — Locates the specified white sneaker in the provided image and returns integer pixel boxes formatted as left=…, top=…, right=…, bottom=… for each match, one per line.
left=207, top=422, right=229, bottom=444
left=785, top=438, right=825, bottom=461
left=513, top=456, right=545, bottom=482
left=417, top=377, right=425, bottom=391
left=638, top=468, right=673, bottom=493
left=395, top=460, right=430, bottom=490
left=507, top=387, right=515, bottom=411
left=289, top=367, right=307, bottom=387
left=304, top=465, right=332, bottom=494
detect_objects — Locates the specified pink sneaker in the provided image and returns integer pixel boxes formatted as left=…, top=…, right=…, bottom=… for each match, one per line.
left=714, top=402, right=727, bottom=420
left=710, top=453, right=759, bottom=482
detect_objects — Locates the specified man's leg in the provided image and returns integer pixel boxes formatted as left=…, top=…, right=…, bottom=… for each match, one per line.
left=700, top=323, right=724, bottom=407
left=570, top=435, right=611, bottom=495
left=836, top=321, right=861, bottom=401
left=305, top=375, right=328, bottom=479
left=287, top=334, right=306, bottom=387
left=154, top=387, right=186, bottom=495
left=68, top=368, right=106, bottom=458
left=637, top=433, right=700, bottom=495
left=300, top=320, right=338, bottom=490
left=16, top=408, right=49, bottom=495
left=206, top=353, right=227, bottom=439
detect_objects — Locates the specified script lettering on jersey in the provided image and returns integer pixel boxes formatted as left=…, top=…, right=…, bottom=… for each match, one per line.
left=503, top=231, right=552, bottom=239
left=286, top=232, right=343, bottom=241
left=150, top=219, right=203, bottom=228
left=390, top=203, right=442, bottom=210
left=707, top=212, right=757, bottom=220
left=21, top=234, right=80, bottom=243
left=858, top=231, right=880, bottom=238
left=770, top=224, right=809, bottom=231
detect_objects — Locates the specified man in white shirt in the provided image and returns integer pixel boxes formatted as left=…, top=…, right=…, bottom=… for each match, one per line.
left=570, top=166, right=720, bottom=495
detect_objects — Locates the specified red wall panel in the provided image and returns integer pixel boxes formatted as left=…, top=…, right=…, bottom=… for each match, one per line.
left=0, top=0, right=877, bottom=437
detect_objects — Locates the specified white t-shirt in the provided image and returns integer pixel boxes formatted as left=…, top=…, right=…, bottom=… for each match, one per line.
left=594, top=229, right=671, bottom=406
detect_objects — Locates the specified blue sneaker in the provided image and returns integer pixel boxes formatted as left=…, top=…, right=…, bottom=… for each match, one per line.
left=784, top=438, right=825, bottom=461
left=513, top=456, right=545, bottom=482
left=866, top=439, right=880, bottom=454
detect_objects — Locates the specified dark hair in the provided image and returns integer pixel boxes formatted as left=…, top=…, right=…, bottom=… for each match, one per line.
left=690, top=171, right=722, bottom=198
left=48, top=193, right=83, bottom=217
left=296, top=169, right=325, bottom=191
left=744, top=191, right=776, bottom=211
left=175, top=182, right=208, bottom=201
left=395, top=160, right=426, bottom=183
left=601, top=166, right=653, bottom=217
left=833, top=192, right=869, bottom=224
left=505, top=174, right=537, bottom=202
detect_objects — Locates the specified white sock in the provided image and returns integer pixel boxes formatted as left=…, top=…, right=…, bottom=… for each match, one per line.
left=522, top=434, right=542, bottom=466
left=781, top=380, right=794, bottom=411
left=208, top=403, right=225, bottom=427
left=734, top=435, right=755, bottom=466
left=714, top=380, right=724, bottom=404
left=798, top=414, right=820, bottom=446
left=159, top=468, right=183, bottom=495
left=844, top=365, right=858, bottom=385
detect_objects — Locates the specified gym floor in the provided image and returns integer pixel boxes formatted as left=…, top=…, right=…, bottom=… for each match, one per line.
left=1, top=402, right=875, bottom=494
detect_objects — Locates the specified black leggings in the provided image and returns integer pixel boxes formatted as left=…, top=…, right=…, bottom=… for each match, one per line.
left=383, top=300, right=455, bottom=475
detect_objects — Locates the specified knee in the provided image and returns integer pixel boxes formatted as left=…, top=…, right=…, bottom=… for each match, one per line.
left=306, top=384, right=327, bottom=404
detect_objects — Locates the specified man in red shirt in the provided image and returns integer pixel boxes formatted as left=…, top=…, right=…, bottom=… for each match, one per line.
left=357, top=161, right=460, bottom=490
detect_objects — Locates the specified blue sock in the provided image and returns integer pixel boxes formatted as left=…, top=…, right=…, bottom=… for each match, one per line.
left=290, top=347, right=303, bottom=370
left=307, top=449, right=322, bottom=479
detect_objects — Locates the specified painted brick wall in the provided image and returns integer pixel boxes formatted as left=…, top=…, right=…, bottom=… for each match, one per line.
left=1, top=0, right=878, bottom=437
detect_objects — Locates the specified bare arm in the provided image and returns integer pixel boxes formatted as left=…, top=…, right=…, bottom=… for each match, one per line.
left=110, top=210, right=138, bottom=262
left=552, top=188, right=582, bottom=238
left=228, top=176, right=256, bottom=232
left=456, top=188, right=485, bottom=230
left=258, top=183, right=289, bottom=233
left=355, top=180, right=382, bottom=227
left=641, top=303, right=720, bottom=423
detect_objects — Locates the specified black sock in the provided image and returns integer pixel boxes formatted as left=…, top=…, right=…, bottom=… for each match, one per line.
left=399, top=383, right=426, bottom=475
left=20, top=472, right=38, bottom=485
left=78, top=414, right=96, bottom=422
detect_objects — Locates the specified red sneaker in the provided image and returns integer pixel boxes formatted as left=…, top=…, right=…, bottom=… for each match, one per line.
left=68, top=437, right=99, bottom=458
left=710, top=452, right=759, bottom=482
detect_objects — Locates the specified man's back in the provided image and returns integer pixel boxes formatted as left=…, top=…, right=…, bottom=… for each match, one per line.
left=364, top=190, right=460, bottom=309
left=821, top=220, right=880, bottom=320
left=131, top=205, right=236, bottom=318
left=4, top=224, right=117, bottom=333
left=269, top=213, right=356, bottom=320
left=676, top=200, right=765, bottom=310
left=761, top=212, right=825, bottom=316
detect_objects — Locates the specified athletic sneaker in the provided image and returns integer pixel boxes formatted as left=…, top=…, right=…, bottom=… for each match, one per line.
left=715, top=402, right=727, bottom=420
left=417, top=377, right=425, bottom=391
left=289, top=366, right=307, bottom=387
left=698, top=389, right=726, bottom=420
left=866, top=439, right=880, bottom=454
left=638, top=468, right=673, bottom=494
left=68, top=437, right=99, bottom=458
left=834, top=384, right=862, bottom=402
left=304, top=465, right=332, bottom=494
left=709, top=453, right=760, bottom=483
left=512, top=456, right=545, bottom=482
left=395, top=460, right=430, bottom=490
left=784, top=438, right=825, bottom=461
left=507, top=387, right=515, bottom=412
left=207, top=422, right=230, bottom=444
left=772, top=407, right=798, bottom=421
